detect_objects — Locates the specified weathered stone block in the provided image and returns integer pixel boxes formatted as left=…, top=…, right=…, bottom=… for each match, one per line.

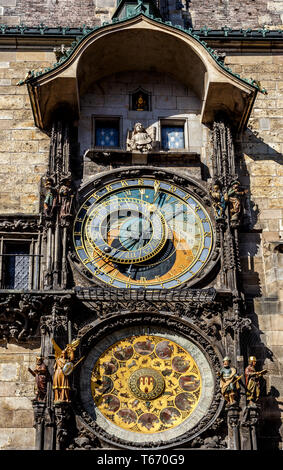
left=0, top=363, right=19, bottom=381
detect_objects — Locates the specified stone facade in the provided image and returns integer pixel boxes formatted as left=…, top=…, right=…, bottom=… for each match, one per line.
left=0, top=1, right=282, bottom=451
left=0, top=0, right=283, bottom=28
left=0, top=344, right=39, bottom=449
left=0, top=51, right=52, bottom=214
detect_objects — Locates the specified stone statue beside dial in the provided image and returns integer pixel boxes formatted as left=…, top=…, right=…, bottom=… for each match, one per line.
left=127, top=122, right=156, bottom=152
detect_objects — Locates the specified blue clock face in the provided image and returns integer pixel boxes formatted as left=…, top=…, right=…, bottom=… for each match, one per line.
left=73, top=177, right=214, bottom=289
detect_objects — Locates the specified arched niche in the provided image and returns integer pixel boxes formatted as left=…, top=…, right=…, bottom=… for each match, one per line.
left=26, top=14, right=257, bottom=131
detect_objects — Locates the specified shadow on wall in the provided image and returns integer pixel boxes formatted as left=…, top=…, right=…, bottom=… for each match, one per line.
left=237, top=127, right=283, bottom=449
left=259, top=386, right=283, bottom=450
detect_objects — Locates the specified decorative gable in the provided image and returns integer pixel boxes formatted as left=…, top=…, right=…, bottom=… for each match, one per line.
left=112, top=0, right=162, bottom=20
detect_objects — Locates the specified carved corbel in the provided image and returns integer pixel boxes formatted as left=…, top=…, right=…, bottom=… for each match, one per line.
left=227, top=404, right=241, bottom=450
left=54, top=402, right=73, bottom=450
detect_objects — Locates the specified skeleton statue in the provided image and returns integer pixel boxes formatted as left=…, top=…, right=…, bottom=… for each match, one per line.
left=127, top=122, right=153, bottom=153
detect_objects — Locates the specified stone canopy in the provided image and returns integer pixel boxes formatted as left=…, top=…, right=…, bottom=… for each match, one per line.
left=26, top=13, right=259, bottom=131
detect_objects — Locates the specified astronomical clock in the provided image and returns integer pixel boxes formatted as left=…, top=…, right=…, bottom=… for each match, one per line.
left=73, top=176, right=214, bottom=289
left=71, top=168, right=223, bottom=450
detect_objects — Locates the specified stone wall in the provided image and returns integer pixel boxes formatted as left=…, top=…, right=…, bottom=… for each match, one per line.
left=0, top=343, right=40, bottom=450
left=0, top=50, right=52, bottom=214
left=0, top=32, right=282, bottom=449
left=0, top=0, right=282, bottom=29
left=225, top=52, right=283, bottom=448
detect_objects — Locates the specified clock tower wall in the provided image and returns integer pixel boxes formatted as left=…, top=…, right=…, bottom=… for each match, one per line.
left=78, top=70, right=206, bottom=184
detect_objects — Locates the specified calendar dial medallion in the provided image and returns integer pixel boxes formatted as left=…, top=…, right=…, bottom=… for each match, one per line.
left=73, top=177, right=213, bottom=288
left=90, top=335, right=202, bottom=434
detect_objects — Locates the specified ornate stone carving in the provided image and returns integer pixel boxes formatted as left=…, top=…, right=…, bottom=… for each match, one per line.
left=54, top=402, right=73, bottom=450
left=58, top=176, right=74, bottom=224
left=0, top=294, right=44, bottom=343
left=127, top=122, right=154, bottom=152
left=0, top=293, right=74, bottom=344
left=43, top=177, right=57, bottom=218
left=0, top=217, right=40, bottom=232
left=227, top=180, right=248, bottom=227
left=210, top=181, right=228, bottom=221
left=67, top=424, right=101, bottom=450
left=223, top=317, right=252, bottom=337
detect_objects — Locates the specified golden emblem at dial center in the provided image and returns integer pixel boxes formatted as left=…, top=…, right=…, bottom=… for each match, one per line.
left=129, top=368, right=165, bottom=400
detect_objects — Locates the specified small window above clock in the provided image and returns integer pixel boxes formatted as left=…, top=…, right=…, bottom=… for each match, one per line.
left=93, top=117, right=120, bottom=148
left=160, top=120, right=186, bottom=150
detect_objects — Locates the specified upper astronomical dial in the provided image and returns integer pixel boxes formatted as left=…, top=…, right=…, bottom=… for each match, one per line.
left=85, top=198, right=168, bottom=264
left=73, top=177, right=214, bottom=289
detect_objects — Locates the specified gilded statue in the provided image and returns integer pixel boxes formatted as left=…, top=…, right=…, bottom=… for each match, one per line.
left=28, top=356, right=48, bottom=402
left=210, top=182, right=228, bottom=220
left=127, top=122, right=153, bottom=153
left=52, top=338, right=80, bottom=403
left=219, top=356, right=242, bottom=405
left=136, top=94, right=146, bottom=111
left=245, top=356, right=267, bottom=404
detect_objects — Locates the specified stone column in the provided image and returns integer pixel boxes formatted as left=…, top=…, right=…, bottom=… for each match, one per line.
left=227, top=404, right=241, bottom=449
left=32, top=401, right=46, bottom=450
left=54, top=402, right=73, bottom=450
left=240, top=404, right=260, bottom=450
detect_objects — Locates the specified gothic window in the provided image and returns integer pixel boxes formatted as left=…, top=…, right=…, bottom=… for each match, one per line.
left=2, top=242, right=31, bottom=289
left=93, top=117, right=120, bottom=148
left=161, top=120, right=186, bottom=150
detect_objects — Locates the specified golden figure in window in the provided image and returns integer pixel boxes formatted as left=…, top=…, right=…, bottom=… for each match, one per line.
left=136, top=94, right=146, bottom=111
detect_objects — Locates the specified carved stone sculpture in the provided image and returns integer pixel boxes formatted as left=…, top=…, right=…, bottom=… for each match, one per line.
left=227, top=180, right=247, bottom=225
left=28, top=357, right=48, bottom=401
left=210, top=182, right=228, bottom=220
left=245, top=356, right=267, bottom=404
left=219, top=356, right=242, bottom=405
left=58, top=177, right=74, bottom=221
left=43, top=178, right=57, bottom=217
left=127, top=122, right=153, bottom=152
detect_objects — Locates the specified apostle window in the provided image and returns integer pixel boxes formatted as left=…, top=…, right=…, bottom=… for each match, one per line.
left=160, top=120, right=186, bottom=150
left=93, top=117, right=120, bottom=148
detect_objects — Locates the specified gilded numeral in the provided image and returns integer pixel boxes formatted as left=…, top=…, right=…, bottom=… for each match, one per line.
left=121, top=180, right=129, bottom=187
